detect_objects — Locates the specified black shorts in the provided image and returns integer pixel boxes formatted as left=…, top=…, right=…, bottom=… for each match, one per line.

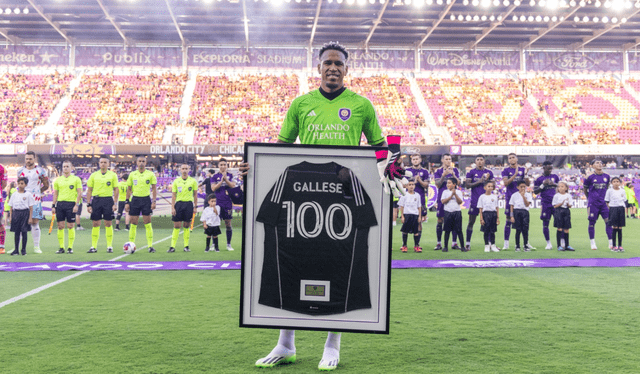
left=513, top=209, right=530, bottom=232
left=117, top=201, right=126, bottom=215
left=130, top=196, right=153, bottom=216
left=219, top=204, right=233, bottom=221
left=553, top=208, right=572, bottom=230
left=480, top=211, right=498, bottom=233
left=172, top=201, right=194, bottom=222
left=393, top=200, right=399, bottom=209
left=56, top=201, right=77, bottom=223
left=90, top=197, right=115, bottom=221
left=443, top=211, right=463, bottom=233
left=420, top=206, right=428, bottom=218
left=609, top=206, right=626, bottom=227
left=204, top=225, right=222, bottom=237
left=400, top=214, right=420, bottom=234
left=76, top=203, right=83, bottom=215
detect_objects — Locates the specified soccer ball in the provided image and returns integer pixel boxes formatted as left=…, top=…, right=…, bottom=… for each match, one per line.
left=123, top=242, right=136, bottom=254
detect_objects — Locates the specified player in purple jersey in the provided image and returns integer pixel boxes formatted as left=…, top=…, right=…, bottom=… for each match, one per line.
left=434, top=153, right=461, bottom=250
left=464, top=155, right=494, bottom=251
left=211, top=158, right=237, bottom=251
left=583, top=159, right=613, bottom=250
left=500, top=153, right=528, bottom=250
left=533, top=161, right=560, bottom=250
left=406, top=153, right=430, bottom=225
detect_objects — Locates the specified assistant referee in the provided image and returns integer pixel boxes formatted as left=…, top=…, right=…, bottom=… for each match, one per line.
left=126, top=156, right=158, bottom=253
left=169, top=164, right=198, bottom=253
left=86, top=157, right=119, bottom=253
left=52, top=161, right=83, bottom=254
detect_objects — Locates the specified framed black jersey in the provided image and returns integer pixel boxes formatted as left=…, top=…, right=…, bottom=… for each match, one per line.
left=240, top=143, right=392, bottom=334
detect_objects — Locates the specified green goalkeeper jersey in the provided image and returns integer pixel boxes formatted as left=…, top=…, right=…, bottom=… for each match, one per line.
left=278, top=88, right=384, bottom=146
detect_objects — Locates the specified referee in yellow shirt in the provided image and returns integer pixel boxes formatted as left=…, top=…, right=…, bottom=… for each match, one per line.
left=169, top=164, right=198, bottom=253
left=86, top=157, right=119, bottom=253
left=52, top=161, right=83, bottom=254
left=126, top=156, right=158, bottom=253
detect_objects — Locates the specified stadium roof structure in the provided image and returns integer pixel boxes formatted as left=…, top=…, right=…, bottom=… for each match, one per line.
left=1, top=0, right=640, bottom=51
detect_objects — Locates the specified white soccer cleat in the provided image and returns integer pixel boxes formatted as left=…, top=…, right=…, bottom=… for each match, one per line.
left=255, top=345, right=296, bottom=368
left=34, top=247, right=42, bottom=254
left=545, top=243, right=553, bottom=250
left=526, top=243, right=536, bottom=250
left=318, top=347, right=340, bottom=371
left=502, top=241, right=509, bottom=250
left=484, top=245, right=490, bottom=253
left=227, top=245, right=234, bottom=251
left=490, top=245, right=500, bottom=252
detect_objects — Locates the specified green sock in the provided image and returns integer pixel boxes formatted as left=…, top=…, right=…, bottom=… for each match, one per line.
left=106, top=226, right=114, bottom=247
left=57, top=228, right=65, bottom=248
left=171, top=228, right=180, bottom=248
left=183, top=227, right=190, bottom=247
left=91, top=226, right=100, bottom=248
left=129, top=225, right=137, bottom=242
left=145, top=223, right=153, bottom=247
left=68, top=227, right=76, bottom=249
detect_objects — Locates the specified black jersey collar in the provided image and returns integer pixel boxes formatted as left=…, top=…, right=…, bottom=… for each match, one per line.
left=319, top=86, right=346, bottom=101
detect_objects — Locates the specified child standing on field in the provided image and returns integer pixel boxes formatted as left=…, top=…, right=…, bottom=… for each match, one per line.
left=478, top=181, right=500, bottom=252
left=552, top=181, right=573, bottom=251
left=8, top=177, right=35, bottom=256
left=441, top=177, right=465, bottom=253
left=398, top=180, right=422, bottom=253
left=200, top=194, right=222, bottom=252
left=509, top=180, right=532, bottom=252
left=605, top=177, right=627, bottom=252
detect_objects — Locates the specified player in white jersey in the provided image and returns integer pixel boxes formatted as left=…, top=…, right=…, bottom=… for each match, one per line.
left=16, top=151, right=49, bottom=253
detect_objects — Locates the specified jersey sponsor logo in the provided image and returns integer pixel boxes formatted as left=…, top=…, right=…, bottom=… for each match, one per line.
left=307, top=110, right=317, bottom=117
left=134, top=180, right=138, bottom=185
left=338, top=108, right=351, bottom=121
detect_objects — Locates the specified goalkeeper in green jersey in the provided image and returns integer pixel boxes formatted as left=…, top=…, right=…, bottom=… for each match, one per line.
left=251, top=42, right=408, bottom=372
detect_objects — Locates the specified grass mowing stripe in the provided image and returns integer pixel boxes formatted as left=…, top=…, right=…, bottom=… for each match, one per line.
left=0, top=226, right=202, bottom=309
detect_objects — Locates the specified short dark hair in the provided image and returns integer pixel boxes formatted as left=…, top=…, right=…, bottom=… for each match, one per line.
left=319, top=42, right=349, bottom=61
left=475, top=154, right=485, bottom=160
left=543, top=161, right=553, bottom=166
left=441, top=153, right=451, bottom=159
left=207, top=193, right=217, bottom=202
left=592, top=158, right=602, bottom=164
left=218, top=158, right=228, bottom=165
left=485, top=180, right=496, bottom=187
left=17, top=177, right=28, bottom=185
left=517, top=180, right=527, bottom=187
left=508, top=153, right=517, bottom=157
left=122, top=173, right=129, bottom=181
left=25, top=151, right=36, bottom=158
left=447, top=177, right=458, bottom=185
left=611, top=176, right=621, bottom=183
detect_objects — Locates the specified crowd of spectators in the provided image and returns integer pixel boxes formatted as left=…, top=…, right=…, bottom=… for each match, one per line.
left=57, top=72, right=187, bottom=144
left=188, top=74, right=298, bottom=144
left=418, top=76, right=557, bottom=145
left=0, top=72, right=72, bottom=143
left=526, top=77, right=640, bottom=145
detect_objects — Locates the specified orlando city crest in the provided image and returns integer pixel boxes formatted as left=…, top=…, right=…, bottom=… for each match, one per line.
left=338, top=108, right=351, bottom=121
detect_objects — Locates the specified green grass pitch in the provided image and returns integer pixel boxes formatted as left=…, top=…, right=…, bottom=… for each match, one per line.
left=1, top=209, right=639, bottom=373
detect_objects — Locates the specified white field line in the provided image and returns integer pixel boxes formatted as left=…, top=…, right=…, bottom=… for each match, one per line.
left=0, top=225, right=203, bottom=309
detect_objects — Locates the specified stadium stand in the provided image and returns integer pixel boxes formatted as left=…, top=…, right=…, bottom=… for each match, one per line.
left=417, top=76, right=555, bottom=145
left=188, top=74, right=299, bottom=144
left=0, top=72, right=72, bottom=143
left=57, top=72, right=187, bottom=144
left=527, top=77, right=640, bottom=144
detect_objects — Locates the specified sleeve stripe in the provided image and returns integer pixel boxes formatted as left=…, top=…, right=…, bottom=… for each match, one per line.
left=271, top=168, right=289, bottom=204
left=349, top=170, right=365, bottom=206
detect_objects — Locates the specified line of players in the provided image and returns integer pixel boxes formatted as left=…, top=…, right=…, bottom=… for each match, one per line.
left=0, top=153, right=238, bottom=255
left=396, top=152, right=634, bottom=253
